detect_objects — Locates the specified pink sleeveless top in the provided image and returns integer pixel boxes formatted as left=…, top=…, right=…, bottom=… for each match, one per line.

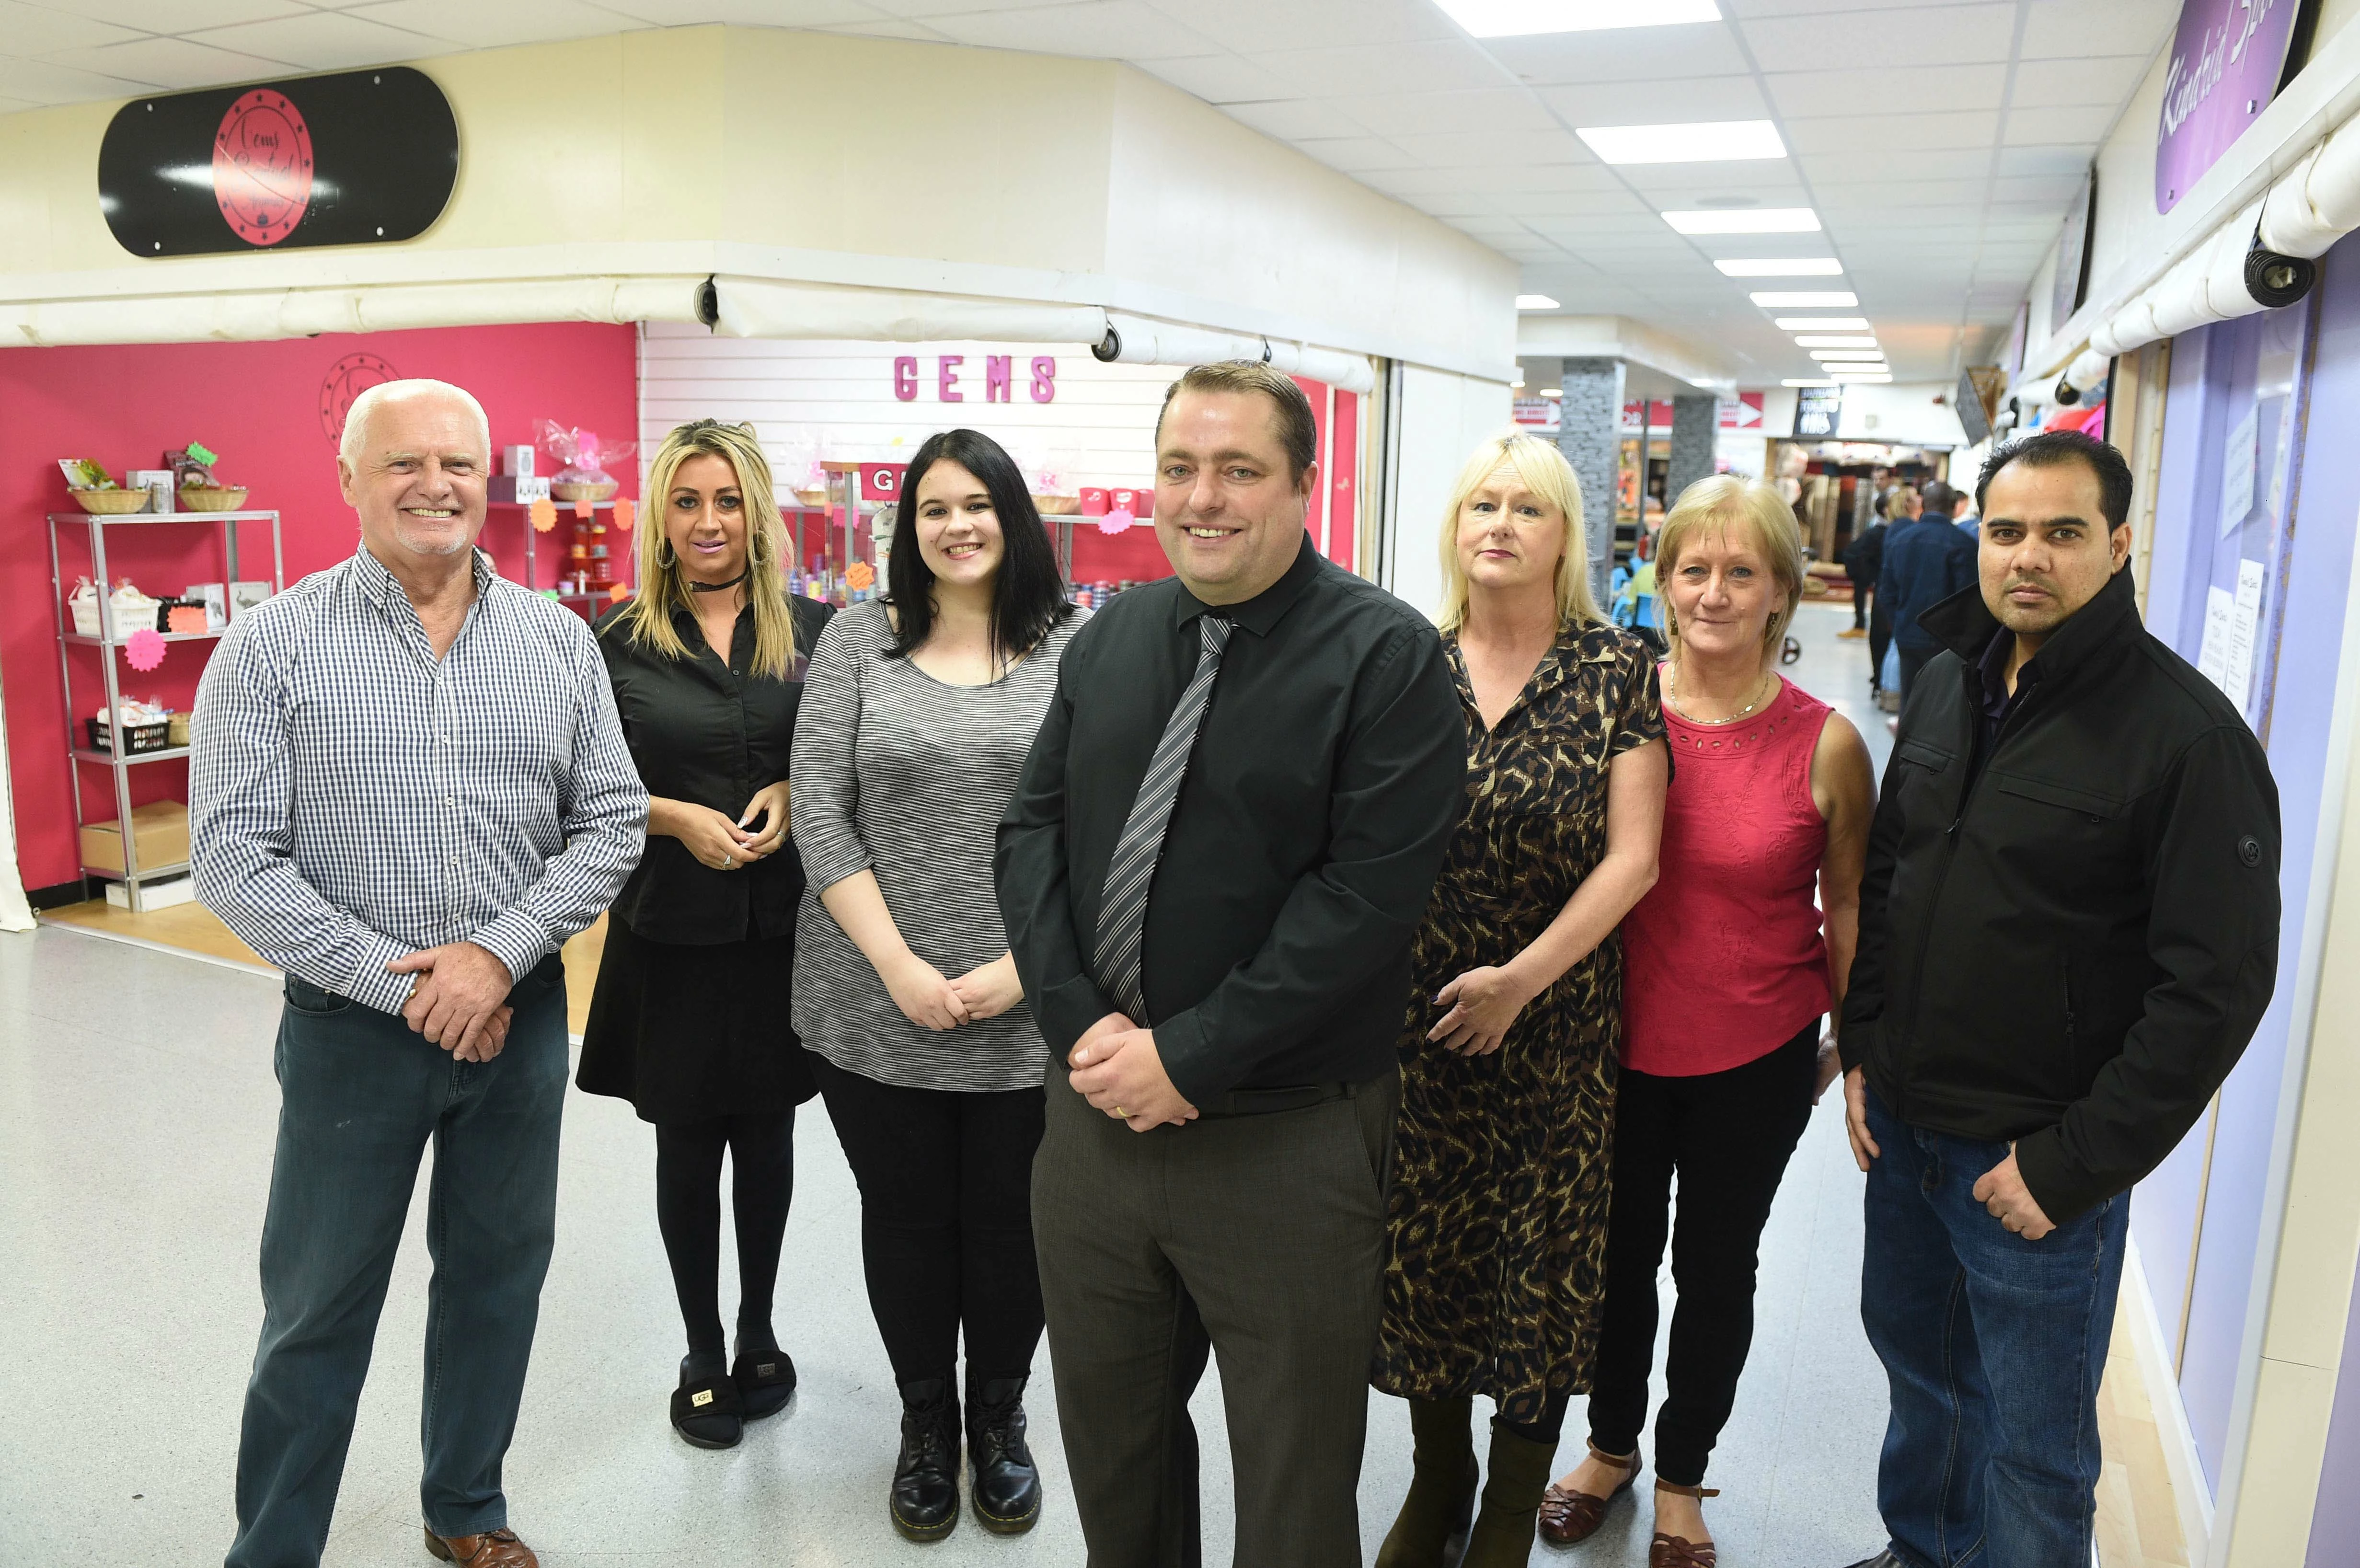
left=1622, top=672, right=1832, bottom=1077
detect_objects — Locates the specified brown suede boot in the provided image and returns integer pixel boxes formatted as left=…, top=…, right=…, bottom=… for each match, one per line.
left=1376, top=1396, right=1479, bottom=1568
left=1459, top=1420, right=1557, bottom=1567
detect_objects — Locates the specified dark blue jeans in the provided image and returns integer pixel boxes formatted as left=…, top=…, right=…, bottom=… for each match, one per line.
left=1860, top=1088, right=2127, bottom=1568
left=226, top=958, right=568, bottom=1568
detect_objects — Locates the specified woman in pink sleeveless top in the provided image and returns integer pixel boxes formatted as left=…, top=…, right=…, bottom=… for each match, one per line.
left=1543, top=477, right=1875, bottom=1568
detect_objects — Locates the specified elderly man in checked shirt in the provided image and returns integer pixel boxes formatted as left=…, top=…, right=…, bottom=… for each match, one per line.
left=192, top=379, right=646, bottom=1568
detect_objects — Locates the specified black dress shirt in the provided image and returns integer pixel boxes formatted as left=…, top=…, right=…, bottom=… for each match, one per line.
left=1972, top=624, right=2043, bottom=780
left=996, top=534, right=1467, bottom=1105
left=598, top=593, right=835, bottom=944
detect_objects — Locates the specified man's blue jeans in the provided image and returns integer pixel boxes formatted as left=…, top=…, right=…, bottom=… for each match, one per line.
left=225, top=958, right=568, bottom=1568
left=1861, top=1087, right=2127, bottom=1568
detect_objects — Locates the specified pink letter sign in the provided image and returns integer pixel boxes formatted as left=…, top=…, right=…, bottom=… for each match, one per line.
left=893, top=356, right=918, bottom=401
left=986, top=355, right=1013, bottom=402
left=1030, top=357, right=1057, bottom=403
left=939, top=356, right=964, bottom=403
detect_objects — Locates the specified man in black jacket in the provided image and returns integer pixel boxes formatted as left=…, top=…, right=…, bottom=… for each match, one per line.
left=1836, top=430, right=2279, bottom=1568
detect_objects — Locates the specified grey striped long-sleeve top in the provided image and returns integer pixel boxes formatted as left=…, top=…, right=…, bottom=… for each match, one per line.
left=790, top=599, right=1087, bottom=1091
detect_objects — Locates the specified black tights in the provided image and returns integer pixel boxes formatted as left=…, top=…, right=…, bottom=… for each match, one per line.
left=810, top=1055, right=1046, bottom=1385
left=653, top=1109, right=797, bottom=1357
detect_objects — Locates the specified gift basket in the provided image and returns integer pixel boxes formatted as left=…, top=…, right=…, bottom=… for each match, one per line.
left=169, top=441, right=248, bottom=511
left=538, top=421, right=635, bottom=503
left=58, top=459, right=150, bottom=514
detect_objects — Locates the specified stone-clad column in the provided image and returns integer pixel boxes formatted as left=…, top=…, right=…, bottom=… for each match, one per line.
left=1555, top=357, right=1624, bottom=611
left=1667, top=393, right=1718, bottom=508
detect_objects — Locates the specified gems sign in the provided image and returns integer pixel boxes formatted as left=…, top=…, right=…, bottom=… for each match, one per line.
left=2154, top=0, right=2304, bottom=213
left=99, top=68, right=459, bottom=257
left=893, top=355, right=1058, bottom=403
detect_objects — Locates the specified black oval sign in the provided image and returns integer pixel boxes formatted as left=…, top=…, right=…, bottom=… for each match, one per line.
left=99, top=67, right=458, bottom=258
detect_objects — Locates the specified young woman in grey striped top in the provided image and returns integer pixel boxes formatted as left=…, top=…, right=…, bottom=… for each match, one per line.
left=791, top=427, right=1084, bottom=1543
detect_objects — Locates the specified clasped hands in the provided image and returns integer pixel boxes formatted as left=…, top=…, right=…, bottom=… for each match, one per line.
left=388, top=941, right=515, bottom=1062
left=677, top=782, right=791, bottom=872
left=1069, top=1011, right=1197, bottom=1132
left=1843, top=1067, right=2056, bottom=1240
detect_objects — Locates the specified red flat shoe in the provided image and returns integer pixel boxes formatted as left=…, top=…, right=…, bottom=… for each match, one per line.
left=1647, top=1479, right=1720, bottom=1567
left=1538, top=1443, right=1639, bottom=1546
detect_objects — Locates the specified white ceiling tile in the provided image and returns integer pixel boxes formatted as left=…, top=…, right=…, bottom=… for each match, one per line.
left=2019, top=0, right=2180, bottom=61
left=0, top=55, right=148, bottom=100
left=1392, top=127, right=1588, bottom=167
left=0, top=2, right=142, bottom=53
left=346, top=0, right=665, bottom=49
left=2002, top=104, right=2115, bottom=145
left=1612, top=171, right=1812, bottom=207
left=1768, top=61, right=2008, bottom=118
left=1806, top=147, right=1994, bottom=182
left=1329, top=86, right=1556, bottom=136
left=187, top=12, right=453, bottom=69
left=42, top=36, right=290, bottom=87
left=1534, top=74, right=1766, bottom=125
left=1214, top=96, right=1371, bottom=140
left=926, top=1, right=1215, bottom=60
left=1511, top=188, right=1655, bottom=217
left=2008, top=54, right=2148, bottom=110
left=1243, top=38, right=1508, bottom=98
left=36, top=0, right=309, bottom=27
left=594, top=0, right=885, bottom=20
left=1132, top=52, right=1289, bottom=103
left=1786, top=110, right=1998, bottom=154
left=1990, top=172, right=2082, bottom=204
left=810, top=17, right=951, bottom=40
left=1995, top=144, right=2095, bottom=178
left=1138, top=0, right=1453, bottom=53
left=1739, top=3, right=2015, bottom=72
left=1484, top=21, right=1746, bottom=85
left=1293, top=135, right=1421, bottom=173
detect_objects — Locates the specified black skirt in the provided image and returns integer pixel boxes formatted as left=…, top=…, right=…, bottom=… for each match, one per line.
left=576, top=916, right=817, bottom=1125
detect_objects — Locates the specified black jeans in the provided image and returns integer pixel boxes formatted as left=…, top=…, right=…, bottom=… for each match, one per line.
left=810, top=1054, right=1047, bottom=1384
left=1587, top=1023, right=1819, bottom=1486
left=1868, top=596, right=1893, bottom=691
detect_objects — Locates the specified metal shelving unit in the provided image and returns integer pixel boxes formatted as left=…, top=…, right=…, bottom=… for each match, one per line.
left=47, top=507, right=283, bottom=912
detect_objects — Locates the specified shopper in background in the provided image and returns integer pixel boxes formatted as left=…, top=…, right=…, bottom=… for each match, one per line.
left=1374, top=431, right=1666, bottom=1568
left=576, top=420, right=833, bottom=1450
left=792, top=427, right=1083, bottom=1542
left=1840, top=488, right=1884, bottom=648
left=1546, top=477, right=1873, bottom=1568
left=1876, top=483, right=1976, bottom=703
left=192, top=379, right=647, bottom=1568
left=997, top=361, right=1465, bottom=1567
left=1837, top=430, right=2279, bottom=1568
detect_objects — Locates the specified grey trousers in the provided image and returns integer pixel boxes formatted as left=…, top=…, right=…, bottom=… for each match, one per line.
left=1033, top=1067, right=1398, bottom=1568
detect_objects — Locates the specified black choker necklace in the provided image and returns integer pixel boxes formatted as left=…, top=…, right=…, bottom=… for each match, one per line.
left=688, top=569, right=750, bottom=594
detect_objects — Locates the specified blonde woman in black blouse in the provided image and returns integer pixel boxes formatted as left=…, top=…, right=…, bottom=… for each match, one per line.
left=577, top=420, right=832, bottom=1451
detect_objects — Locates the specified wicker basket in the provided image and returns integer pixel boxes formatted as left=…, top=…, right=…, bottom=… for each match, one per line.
left=70, top=488, right=150, bottom=515
left=552, top=481, right=618, bottom=503
left=178, top=485, right=248, bottom=512
left=1034, top=494, right=1081, bottom=516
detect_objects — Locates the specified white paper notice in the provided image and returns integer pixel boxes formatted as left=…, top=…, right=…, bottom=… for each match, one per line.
left=2223, top=558, right=2266, bottom=711
left=2220, top=404, right=2259, bottom=537
left=2265, top=396, right=2294, bottom=524
left=2198, top=585, right=2235, bottom=692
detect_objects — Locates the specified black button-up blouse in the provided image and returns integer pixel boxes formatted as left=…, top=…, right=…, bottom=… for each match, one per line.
left=596, top=593, right=835, bottom=945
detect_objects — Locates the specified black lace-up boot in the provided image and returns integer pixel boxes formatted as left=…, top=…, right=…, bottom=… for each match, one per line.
left=890, top=1376, right=961, bottom=1542
left=964, top=1372, right=1042, bottom=1534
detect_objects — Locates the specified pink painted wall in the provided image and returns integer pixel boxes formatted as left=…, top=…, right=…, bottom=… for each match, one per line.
left=0, top=322, right=638, bottom=892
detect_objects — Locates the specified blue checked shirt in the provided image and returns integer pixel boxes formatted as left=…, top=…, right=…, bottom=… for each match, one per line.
left=191, top=546, right=647, bottom=1014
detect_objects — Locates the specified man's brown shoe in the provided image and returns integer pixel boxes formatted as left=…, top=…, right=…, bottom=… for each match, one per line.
left=424, top=1526, right=539, bottom=1566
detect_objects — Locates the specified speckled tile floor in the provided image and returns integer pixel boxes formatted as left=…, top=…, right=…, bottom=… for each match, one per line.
left=0, top=603, right=1893, bottom=1567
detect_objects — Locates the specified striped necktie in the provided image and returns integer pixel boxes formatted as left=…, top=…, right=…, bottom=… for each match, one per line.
left=1093, top=613, right=1233, bottom=1022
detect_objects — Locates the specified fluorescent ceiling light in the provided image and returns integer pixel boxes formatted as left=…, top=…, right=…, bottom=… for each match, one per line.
left=1662, top=207, right=1820, bottom=234
left=1515, top=293, right=1561, bottom=310
left=1715, top=257, right=1843, bottom=277
left=1794, top=335, right=1879, bottom=348
left=1437, top=0, right=1720, bottom=36
left=1773, top=316, right=1870, bottom=330
left=1540, top=388, right=1563, bottom=398
left=1782, top=379, right=1836, bottom=387
left=1752, top=291, right=1858, bottom=307
left=1576, top=119, right=1785, bottom=165
left=1812, top=350, right=1887, bottom=361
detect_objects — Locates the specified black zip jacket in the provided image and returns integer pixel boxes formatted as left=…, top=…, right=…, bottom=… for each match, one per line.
left=1838, top=567, right=2280, bottom=1222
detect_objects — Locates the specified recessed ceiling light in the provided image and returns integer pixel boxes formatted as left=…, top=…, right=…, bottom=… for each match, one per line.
left=1715, top=257, right=1843, bottom=277
left=1437, top=0, right=1720, bottom=35
left=1794, top=335, right=1879, bottom=348
left=1782, top=379, right=1836, bottom=388
left=1540, top=387, right=1563, bottom=398
left=1812, top=349, right=1886, bottom=360
left=1773, top=316, right=1870, bottom=330
left=1576, top=120, right=1786, bottom=165
left=1662, top=207, right=1820, bottom=234
left=1751, top=291, right=1858, bottom=307
left=1515, top=293, right=1561, bottom=310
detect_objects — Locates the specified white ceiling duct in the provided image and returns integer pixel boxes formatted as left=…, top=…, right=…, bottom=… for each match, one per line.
left=2259, top=117, right=2360, bottom=259
left=714, top=277, right=1106, bottom=344
left=0, top=274, right=711, bottom=347
left=1095, top=312, right=1268, bottom=370
left=1263, top=339, right=1378, bottom=395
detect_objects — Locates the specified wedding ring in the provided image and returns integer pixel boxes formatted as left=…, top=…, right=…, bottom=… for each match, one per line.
left=1113, top=1105, right=1128, bottom=1119
left=721, top=854, right=735, bottom=868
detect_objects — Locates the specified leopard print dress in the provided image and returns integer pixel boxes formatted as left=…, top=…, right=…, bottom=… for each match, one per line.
left=1374, top=623, right=1664, bottom=1422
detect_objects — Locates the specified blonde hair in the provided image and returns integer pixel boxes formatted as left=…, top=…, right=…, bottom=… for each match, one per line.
left=1657, top=474, right=1807, bottom=672
left=613, top=420, right=797, bottom=680
left=1436, top=430, right=1604, bottom=635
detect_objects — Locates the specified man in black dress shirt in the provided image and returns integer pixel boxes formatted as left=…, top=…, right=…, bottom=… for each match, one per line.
left=998, top=361, right=1464, bottom=1565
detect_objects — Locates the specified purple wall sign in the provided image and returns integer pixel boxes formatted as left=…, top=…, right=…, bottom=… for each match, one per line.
left=2156, top=0, right=2304, bottom=213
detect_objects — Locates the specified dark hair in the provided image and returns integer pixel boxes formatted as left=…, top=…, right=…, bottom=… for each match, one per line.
left=884, top=428, right=1074, bottom=665
left=1976, top=429, right=2133, bottom=530
left=1921, top=480, right=1956, bottom=515
left=1155, top=360, right=1319, bottom=482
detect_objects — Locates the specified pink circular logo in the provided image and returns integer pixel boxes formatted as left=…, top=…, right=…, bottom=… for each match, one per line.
left=213, top=89, right=313, bottom=246
left=319, top=351, right=399, bottom=444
